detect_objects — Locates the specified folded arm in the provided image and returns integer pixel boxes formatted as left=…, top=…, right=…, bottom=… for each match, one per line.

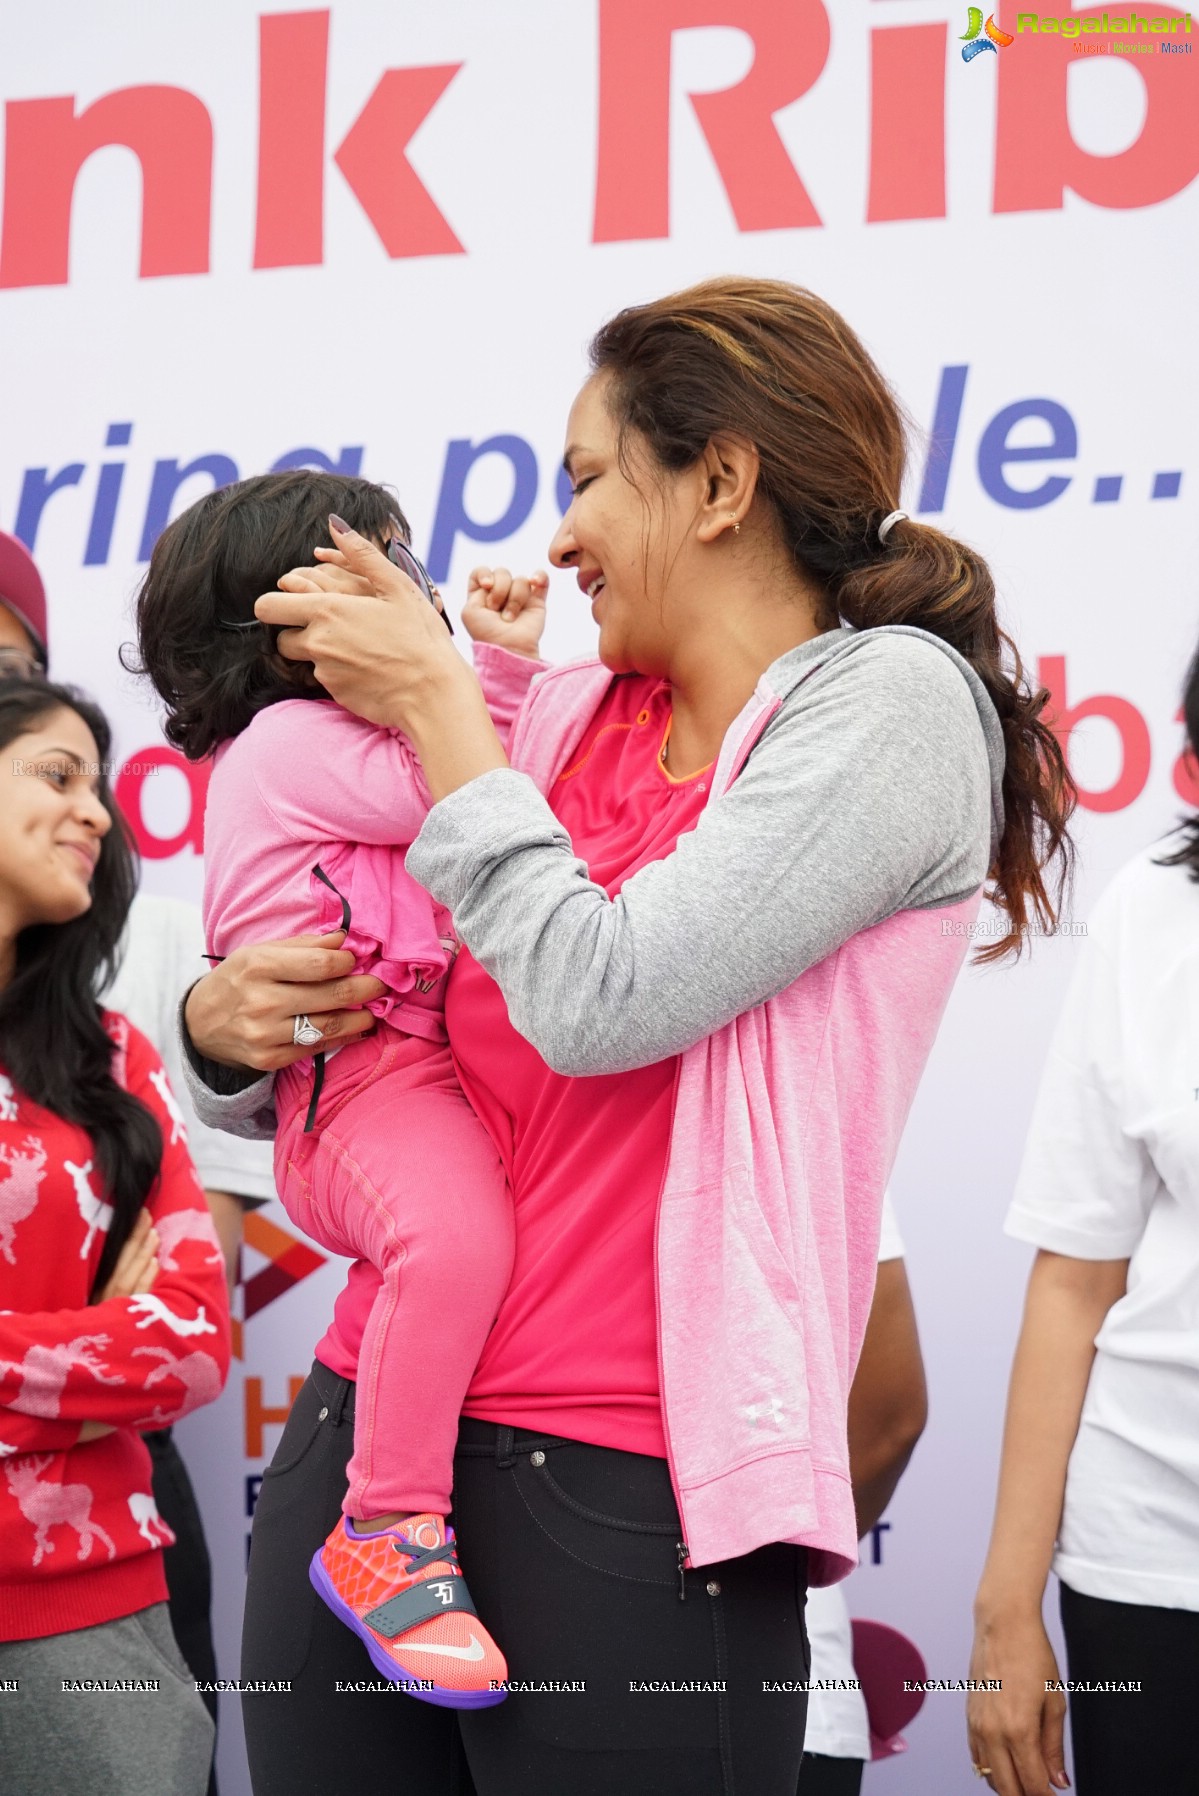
left=0, top=1041, right=231, bottom=1433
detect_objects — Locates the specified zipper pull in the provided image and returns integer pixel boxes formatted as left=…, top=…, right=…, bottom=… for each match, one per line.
left=677, top=1541, right=689, bottom=1601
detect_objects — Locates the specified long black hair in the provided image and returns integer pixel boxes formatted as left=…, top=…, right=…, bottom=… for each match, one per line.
left=0, top=681, right=162, bottom=1294
left=128, top=470, right=408, bottom=760
left=1157, top=634, right=1199, bottom=880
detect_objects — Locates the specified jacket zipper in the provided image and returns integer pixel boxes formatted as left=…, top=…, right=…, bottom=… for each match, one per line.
left=653, top=694, right=781, bottom=1586
left=534, top=673, right=794, bottom=1573
left=653, top=1056, right=688, bottom=1579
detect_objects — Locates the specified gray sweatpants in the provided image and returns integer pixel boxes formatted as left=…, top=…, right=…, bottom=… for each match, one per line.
left=0, top=1603, right=214, bottom=1796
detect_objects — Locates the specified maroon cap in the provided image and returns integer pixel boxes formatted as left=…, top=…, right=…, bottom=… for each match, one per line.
left=0, top=531, right=49, bottom=665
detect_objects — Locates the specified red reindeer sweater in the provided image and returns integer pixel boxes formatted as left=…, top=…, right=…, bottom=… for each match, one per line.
left=0, top=1013, right=231, bottom=1640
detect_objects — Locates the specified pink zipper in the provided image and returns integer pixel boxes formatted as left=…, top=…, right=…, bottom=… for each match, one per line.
left=653, top=1053, right=688, bottom=1592
left=717, top=692, right=783, bottom=797
left=653, top=688, right=782, bottom=1587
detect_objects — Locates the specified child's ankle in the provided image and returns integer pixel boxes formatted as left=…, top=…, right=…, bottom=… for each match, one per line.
left=351, top=1510, right=414, bottom=1533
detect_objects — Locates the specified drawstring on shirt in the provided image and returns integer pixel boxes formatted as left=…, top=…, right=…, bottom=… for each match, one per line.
left=206, top=863, right=359, bottom=1134
left=304, top=864, right=351, bottom=1134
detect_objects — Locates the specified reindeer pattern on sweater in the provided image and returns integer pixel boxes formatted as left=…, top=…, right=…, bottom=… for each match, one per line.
left=0, top=1013, right=231, bottom=1640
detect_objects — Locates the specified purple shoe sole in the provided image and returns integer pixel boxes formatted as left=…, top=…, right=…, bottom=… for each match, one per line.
left=309, top=1550, right=507, bottom=1710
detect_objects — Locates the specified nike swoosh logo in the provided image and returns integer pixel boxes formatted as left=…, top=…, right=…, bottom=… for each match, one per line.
left=396, top=1634, right=485, bottom=1662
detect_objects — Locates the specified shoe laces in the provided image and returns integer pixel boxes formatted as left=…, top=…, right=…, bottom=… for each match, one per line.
left=392, top=1532, right=461, bottom=1579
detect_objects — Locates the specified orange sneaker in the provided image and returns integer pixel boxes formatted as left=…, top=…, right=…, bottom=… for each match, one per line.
left=310, top=1514, right=507, bottom=1707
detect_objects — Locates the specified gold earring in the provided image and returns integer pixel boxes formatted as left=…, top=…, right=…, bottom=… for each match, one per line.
left=728, top=513, right=740, bottom=535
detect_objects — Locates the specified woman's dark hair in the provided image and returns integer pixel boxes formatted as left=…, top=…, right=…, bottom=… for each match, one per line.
left=129, top=471, right=409, bottom=760
left=0, top=681, right=161, bottom=1295
left=589, top=277, right=1077, bottom=962
left=1156, top=635, right=1199, bottom=879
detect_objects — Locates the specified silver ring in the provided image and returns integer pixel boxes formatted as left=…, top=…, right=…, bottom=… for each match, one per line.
left=292, top=1014, right=324, bottom=1048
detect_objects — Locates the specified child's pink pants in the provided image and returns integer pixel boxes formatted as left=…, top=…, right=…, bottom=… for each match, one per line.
left=275, top=1025, right=512, bottom=1519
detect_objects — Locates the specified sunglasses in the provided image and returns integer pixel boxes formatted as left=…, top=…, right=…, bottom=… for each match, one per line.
left=0, top=647, right=45, bottom=682
left=217, top=533, right=454, bottom=637
left=386, top=536, right=454, bottom=636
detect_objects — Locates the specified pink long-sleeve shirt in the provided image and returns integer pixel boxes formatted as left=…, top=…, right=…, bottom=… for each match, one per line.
left=202, top=645, right=545, bottom=1040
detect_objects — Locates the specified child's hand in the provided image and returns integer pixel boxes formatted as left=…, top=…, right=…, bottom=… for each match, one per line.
left=462, top=567, right=549, bottom=660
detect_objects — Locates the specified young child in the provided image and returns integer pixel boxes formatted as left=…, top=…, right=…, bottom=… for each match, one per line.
left=135, top=472, right=548, bottom=1708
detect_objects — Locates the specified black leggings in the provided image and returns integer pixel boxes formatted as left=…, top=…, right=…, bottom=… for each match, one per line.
left=797, top=1755, right=863, bottom=1794
left=1059, top=1581, right=1199, bottom=1793
left=241, top=1361, right=810, bottom=1795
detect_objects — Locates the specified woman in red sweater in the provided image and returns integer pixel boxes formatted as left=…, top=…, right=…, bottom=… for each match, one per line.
left=0, top=679, right=231, bottom=1796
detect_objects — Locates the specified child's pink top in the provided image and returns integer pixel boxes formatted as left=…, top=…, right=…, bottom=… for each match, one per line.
left=202, top=644, right=545, bottom=1043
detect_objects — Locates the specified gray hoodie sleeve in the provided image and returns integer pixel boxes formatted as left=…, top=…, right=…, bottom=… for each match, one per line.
left=177, top=996, right=280, bottom=1140
left=405, top=633, right=997, bottom=1076
left=178, top=630, right=998, bottom=1124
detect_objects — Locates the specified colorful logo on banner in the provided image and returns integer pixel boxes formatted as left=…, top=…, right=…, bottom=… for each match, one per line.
left=1010, top=12, right=1194, bottom=45
left=233, top=1210, right=327, bottom=1361
left=961, top=9, right=1015, bottom=58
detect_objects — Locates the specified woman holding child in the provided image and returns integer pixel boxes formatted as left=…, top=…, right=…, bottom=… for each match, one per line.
left=171, top=278, right=1073, bottom=1795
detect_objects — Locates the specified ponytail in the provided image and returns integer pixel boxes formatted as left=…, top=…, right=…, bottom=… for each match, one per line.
left=590, top=278, right=1077, bottom=959
left=828, top=519, right=1076, bottom=961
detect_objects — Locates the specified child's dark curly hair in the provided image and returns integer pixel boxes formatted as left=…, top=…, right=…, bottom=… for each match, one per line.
left=129, top=471, right=409, bottom=759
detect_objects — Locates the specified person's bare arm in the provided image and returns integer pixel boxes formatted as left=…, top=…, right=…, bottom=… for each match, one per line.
left=967, top=1248, right=1128, bottom=1796
left=204, top=1191, right=244, bottom=1295
left=847, top=1258, right=927, bottom=1538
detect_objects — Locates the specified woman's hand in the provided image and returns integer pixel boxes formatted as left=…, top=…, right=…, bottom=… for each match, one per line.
left=966, top=1608, right=1070, bottom=1795
left=95, top=1207, right=159, bottom=1304
left=463, top=567, right=549, bottom=660
left=260, top=520, right=511, bottom=802
left=184, top=932, right=386, bottom=1073
left=258, top=519, right=468, bottom=731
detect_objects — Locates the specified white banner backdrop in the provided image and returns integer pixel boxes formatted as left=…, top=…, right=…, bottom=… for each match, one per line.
left=2, top=4, right=1196, bottom=1789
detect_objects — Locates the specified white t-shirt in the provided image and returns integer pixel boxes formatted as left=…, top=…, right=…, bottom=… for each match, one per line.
left=1005, top=847, right=1199, bottom=1611
left=803, top=1191, right=905, bottom=1760
left=103, top=893, right=276, bottom=1204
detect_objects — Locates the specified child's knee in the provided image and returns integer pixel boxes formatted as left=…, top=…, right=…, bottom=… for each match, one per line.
left=418, top=1201, right=513, bottom=1306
